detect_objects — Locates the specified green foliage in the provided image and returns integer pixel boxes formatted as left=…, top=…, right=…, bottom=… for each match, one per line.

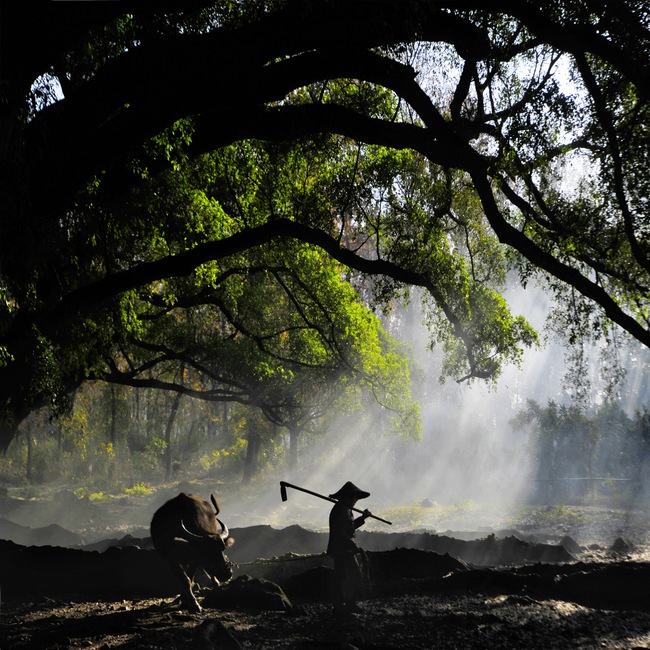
left=134, top=437, right=167, bottom=477
left=379, top=503, right=426, bottom=529
left=26, top=437, right=64, bottom=484
left=73, top=487, right=107, bottom=502
left=0, top=346, right=14, bottom=367
left=122, top=482, right=153, bottom=498
left=200, top=432, right=248, bottom=475
left=93, top=133, right=424, bottom=445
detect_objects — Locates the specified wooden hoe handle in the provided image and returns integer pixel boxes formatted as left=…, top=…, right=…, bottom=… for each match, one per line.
left=280, top=481, right=392, bottom=525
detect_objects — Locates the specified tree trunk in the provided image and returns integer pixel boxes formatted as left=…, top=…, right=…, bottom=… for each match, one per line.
left=55, top=420, right=63, bottom=450
left=185, top=418, right=198, bottom=455
left=164, top=392, right=182, bottom=482
left=288, top=424, right=300, bottom=471
left=25, top=424, right=33, bottom=483
left=242, top=429, right=260, bottom=485
left=110, top=385, right=117, bottom=444
left=588, top=438, right=595, bottom=499
left=133, top=388, right=140, bottom=421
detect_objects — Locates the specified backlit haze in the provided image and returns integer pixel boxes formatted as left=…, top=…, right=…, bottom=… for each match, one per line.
left=241, top=280, right=650, bottom=535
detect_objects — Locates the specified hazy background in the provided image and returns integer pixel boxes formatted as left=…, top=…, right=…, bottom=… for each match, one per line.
left=244, top=280, right=650, bottom=534
left=3, top=280, right=649, bottom=541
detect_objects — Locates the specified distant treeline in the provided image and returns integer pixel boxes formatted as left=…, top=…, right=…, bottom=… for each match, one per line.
left=512, top=401, right=650, bottom=504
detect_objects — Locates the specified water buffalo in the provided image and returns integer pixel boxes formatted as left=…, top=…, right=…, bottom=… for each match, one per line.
left=150, top=492, right=235, bottom=612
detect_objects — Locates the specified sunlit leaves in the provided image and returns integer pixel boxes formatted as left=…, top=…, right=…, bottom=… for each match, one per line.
left=140, top=117, right=195, bottom=174
left=114, top=146, right=421, bottom=438
left=424, top=282, right=539, bottom=384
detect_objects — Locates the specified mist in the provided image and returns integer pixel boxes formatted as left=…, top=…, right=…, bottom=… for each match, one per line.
left=258, top=281, right=650, bottom=534
left=3, top=282, right=649, bottom=542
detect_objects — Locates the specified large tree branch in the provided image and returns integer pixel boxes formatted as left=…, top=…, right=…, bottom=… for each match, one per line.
left=575, top=53, right=650, bottom=275
left=20, top=215, right=483, bottom=378
left=31, top=204, right=647, bottom=378
left=438, top=0, right=650, bottom=98
left=468, top=171, right=650, bottom=349
left=198, top=101, right=650, bottom=350
left=25, top=43, right=470, bottom=218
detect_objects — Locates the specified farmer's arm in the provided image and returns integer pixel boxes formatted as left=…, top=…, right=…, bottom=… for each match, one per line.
left=354, top=509, right=372, bottom=529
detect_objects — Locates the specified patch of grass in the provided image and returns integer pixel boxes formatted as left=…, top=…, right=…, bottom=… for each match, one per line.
left=510, top=504, right=589, bottom=529
left=122, top=482, right=153, bottom=498
left=378, top=504, right=427, bottom=528
left=373, top=500, right=483, bottom=530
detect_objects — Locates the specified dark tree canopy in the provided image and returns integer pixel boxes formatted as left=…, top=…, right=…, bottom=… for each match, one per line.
left=1, top=0, right=648, bottom=450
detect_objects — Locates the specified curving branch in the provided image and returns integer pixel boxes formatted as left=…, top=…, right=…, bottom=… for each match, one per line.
left=574, top=52, right=650, bottom=275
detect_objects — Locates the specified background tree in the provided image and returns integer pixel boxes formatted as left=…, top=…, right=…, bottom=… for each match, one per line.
left=511, top=400, right=650, bottom=503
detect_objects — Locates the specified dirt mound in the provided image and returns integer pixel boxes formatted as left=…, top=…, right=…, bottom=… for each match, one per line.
left=0, top=540, right=177, bottom=601
left=203, top=575, right=292, bottom=611
left=0, top=517, right=84, bottom=547
left=3, top=536, right=645, bottom=613
left=227, top=525, right=575, bottom=566
left=3, top=534, right=650, bottom=649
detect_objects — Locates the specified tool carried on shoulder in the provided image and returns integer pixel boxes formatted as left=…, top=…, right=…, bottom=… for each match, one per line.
left=279, top=480, right=392, bottom=525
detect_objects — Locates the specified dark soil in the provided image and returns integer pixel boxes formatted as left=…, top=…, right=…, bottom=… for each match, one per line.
left=4, top=589, right=650, bottom=649
left=3, top=494, right=650, bottom=649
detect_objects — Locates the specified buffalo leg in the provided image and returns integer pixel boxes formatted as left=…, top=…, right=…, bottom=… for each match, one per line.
left=167, top=561, right=202, bottom=612
left=180, top=572, right=202, bottom=612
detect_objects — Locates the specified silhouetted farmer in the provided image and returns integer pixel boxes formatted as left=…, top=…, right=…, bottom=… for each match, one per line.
left=326, top=481, right=372, bottom=615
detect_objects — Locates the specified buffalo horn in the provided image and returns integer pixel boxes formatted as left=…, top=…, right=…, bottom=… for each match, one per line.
left=180, top=520, right=204, bottom=539
left=217, top=518, right=229, bottom=540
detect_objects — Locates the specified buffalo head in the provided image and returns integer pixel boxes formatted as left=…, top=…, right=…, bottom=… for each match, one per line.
left=179, top=513, right=234, bottom=583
